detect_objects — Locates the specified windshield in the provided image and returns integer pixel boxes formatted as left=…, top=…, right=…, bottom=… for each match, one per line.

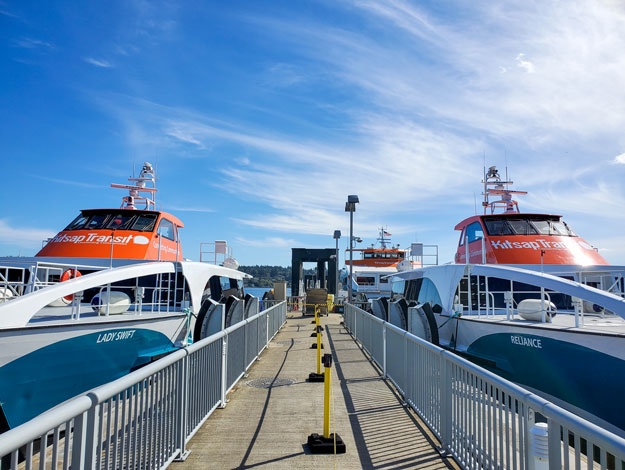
left=483, top=216, right=576, bottom=237
left=64, top=212, right=159, bottom=232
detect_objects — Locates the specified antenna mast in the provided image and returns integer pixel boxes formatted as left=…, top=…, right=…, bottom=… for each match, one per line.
left=481, top=166, right=527, bottom=214
left=111, top=162, right=158, bottom=210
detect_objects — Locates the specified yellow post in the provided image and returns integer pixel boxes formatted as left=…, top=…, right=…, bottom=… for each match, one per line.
left=316, top=327, right=322, bottom=374
left=322, top=354, right=332, bottom=439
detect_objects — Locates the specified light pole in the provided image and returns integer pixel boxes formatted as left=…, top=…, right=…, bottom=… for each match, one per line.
left=333, top=230, right=341, bottom=296
left=345, top=195, right=359, bottom=302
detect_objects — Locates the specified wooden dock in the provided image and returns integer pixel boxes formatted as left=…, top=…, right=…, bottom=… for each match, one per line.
left=172, top=311, right=459, bottom=469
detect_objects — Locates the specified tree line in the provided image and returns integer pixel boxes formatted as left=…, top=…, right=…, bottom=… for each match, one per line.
left=238, top=265, right=316, bottom=288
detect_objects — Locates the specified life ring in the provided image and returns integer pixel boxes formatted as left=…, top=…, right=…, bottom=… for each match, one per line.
left=60, top=269, right=81, bottom=301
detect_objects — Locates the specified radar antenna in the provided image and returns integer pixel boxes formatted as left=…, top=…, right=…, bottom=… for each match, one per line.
left=482, top=166, right=527, bottom=214
left=111, top=162, right=158, bottom=210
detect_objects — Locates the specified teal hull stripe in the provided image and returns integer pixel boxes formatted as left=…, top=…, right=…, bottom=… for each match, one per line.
left=0, top=328, right=174, bottom=428
left=466, top=333, right=625, bottom=432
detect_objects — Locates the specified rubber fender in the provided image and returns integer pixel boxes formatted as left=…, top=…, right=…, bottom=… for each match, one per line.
left=193, top=299, right=212, bottom=343
left=419, top=303, right=440, bottom=346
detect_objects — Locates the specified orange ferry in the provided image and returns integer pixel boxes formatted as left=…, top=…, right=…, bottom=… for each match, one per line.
left=454, top=166, right=607, bottom=266
left=35, top=162, right=184, bottom=264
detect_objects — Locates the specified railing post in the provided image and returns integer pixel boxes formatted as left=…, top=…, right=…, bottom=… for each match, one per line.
left=174, top=355, right=190, bottom=461
left=244, top=319, right=248, bottom=371
left=71, top=406, right=97, bottom=470
left=439, top=354, right=452, bottom=453
left=382, top=323, right=387, bottom=379
left=266, top=309, right=269, bottom=347
left=221, top=333, right=228, bottom=408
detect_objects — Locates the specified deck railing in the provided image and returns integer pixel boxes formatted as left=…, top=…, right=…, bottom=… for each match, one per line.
left=344, top=303, right=625, bottom=469
left=0, top=301, right=287, bottom=469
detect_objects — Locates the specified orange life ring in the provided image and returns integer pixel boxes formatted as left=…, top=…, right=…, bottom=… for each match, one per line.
left=60, top=269, right=81, bottom=301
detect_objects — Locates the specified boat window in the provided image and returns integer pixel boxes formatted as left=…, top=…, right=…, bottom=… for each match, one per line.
left=483, top=216, right=577, bottom=237
left=364, top=252, right=373, bottom=259
left=466, top=222, right=484, bottom=243
left=380, top=277, right=388, bottom=283
left=132, top=214, right=158, bottom=232
left=106, top=214, right=134, bottom=230
left=356, top=276, right=375, bottom=286
left=85, top=214, right=110, bottom=230
left=507, top=219, right=537, bottom=235
left=404, top=278, right=423, bottom=302
left=391, top=279, right=405, bottom=297
left=483, top=219, right=514, bottom=236
left=418, top=278, right=443, bottom=312
left=157, top=219, right=175, bottom=241
left=551, top=221, right=569, bottom=236
left=458, top=227, right=465, bottom=246
left=64, top=214, right=89, bottom=231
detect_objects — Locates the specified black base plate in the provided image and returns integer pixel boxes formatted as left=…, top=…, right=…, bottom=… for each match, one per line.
left=307, top=372, right=325, bottom=382
left=310, top=343, right=324, bottom=349
left=311, top=332, right=320, bottom=337
left=307, top=433, right=346, bottom=454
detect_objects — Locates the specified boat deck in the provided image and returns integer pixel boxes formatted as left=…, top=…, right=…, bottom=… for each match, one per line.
left=459, top=310, right=625, bottom=336
left=173, top=311, right=458, bottom=470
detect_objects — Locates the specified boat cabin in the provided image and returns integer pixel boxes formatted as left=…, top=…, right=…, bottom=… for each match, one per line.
left=36, top=162, right=184, bottom=262
left=36, top=208, right=184, bottom=261
left=455, top=166, right=608, bottom=266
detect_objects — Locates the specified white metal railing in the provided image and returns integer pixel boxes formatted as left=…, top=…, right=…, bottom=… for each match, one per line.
left=0, top=301, right=287, bottom=469
left=344, top=303, right=625, bottom=469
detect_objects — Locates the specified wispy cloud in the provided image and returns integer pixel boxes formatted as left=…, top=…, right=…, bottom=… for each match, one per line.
left=0, top=219, right=55, bottom=249
left=30, top=174, right=105, bottom=189
left=13, top=37, right=54, bottom=50
left=84, top=57, right=113, bottom=68
left=166, top=206, right=215, bottom=213
left=235, top=236, right=301, bottom=248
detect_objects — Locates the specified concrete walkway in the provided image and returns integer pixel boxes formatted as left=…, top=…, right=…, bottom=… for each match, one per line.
left=173, top=311, right=458, bottom=469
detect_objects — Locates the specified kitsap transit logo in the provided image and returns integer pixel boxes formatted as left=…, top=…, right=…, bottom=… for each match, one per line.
left=490, top=238, right=594, bottom=251
left=49, top=232, right=149, bottom=245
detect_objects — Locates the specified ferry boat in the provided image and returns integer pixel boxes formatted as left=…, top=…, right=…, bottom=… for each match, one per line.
left=383, top=166, right=625, bottom=435
left=343, top=228, right=435, bottom=299
left=0, top=163, right=255, bottom=430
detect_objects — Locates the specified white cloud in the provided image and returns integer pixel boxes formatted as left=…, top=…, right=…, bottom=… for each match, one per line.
left=515, top=53, right=535, bottom=73
left=0, top=220, right=56, bottom=249
left=613, top=153, right=625, bottom=164
left=84, top=57, right=113, bottom=68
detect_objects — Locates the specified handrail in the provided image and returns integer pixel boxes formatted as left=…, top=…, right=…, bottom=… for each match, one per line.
left=344, top=302, right=625, bottom=469
left=0, top=300, right=287, bottom=469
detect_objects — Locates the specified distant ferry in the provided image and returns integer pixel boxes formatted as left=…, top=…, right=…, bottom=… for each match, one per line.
left=343, top=228, right=435, bottom=299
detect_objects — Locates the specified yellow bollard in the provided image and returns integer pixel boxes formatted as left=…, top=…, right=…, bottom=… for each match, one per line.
left=307, top=353, right=346, bottom=453
left=317, top=327, right=323, bottom=375
left=323, top=353, right=331, bottom=438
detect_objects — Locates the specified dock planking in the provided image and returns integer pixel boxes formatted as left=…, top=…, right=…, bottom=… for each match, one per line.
left=173, top=311, right=458, bottom=470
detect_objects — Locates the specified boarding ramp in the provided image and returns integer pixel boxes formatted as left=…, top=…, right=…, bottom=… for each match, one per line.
left=0, top=302, right=287, bottom=469
left=344, top=303, right=625, bottom=469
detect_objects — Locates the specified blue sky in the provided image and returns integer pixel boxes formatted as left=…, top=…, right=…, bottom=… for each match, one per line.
left=2, top=0, right=625, bottom=267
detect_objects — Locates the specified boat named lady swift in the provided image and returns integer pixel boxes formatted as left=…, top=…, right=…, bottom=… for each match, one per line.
left=0, top=163, right=255, bottom=431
